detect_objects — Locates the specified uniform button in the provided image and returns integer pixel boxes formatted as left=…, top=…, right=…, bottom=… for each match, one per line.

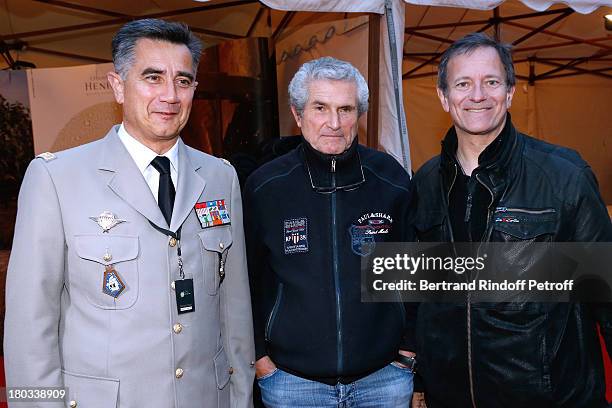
left=69, top=401, right=77, bottom=408
left=228, top=367, right=234, bottom=375
left=250, top=361, right=255, bottom=367
left=103, top=253, right=112, bottom=262
left=169, top=237, right=177, bottom=247
left=175, top=367, right=184, bottom=378
left=173, top=323, right=183, bottom=334
left=171, top=281, right=175, bottom=290
left=219, top=242, right=224, bottom=250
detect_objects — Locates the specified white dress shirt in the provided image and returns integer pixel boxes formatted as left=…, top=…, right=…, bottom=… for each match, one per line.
left=117, top=124, right=179, bottom=204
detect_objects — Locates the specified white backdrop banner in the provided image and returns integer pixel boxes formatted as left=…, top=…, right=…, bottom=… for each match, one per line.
left=27, top=63, right=121, bottom=155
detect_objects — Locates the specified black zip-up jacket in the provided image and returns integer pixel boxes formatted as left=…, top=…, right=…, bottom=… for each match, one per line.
left=410, top=115, right=612, bottom=408
left=244, top=138, right=416, bottom=385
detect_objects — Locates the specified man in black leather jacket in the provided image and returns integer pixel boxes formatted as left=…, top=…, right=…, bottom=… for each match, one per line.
left=244, top=57, right=418, bottom=407
left=410, top=33, right=612, bottom=408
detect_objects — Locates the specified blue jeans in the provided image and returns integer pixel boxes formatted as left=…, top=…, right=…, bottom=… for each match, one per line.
left=257, top=363, right=413, bottom=407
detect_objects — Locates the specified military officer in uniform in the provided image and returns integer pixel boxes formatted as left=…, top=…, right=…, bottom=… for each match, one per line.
left=4, top=19, right=255, bottom=407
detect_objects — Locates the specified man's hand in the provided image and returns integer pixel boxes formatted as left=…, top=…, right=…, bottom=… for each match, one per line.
left=255, top=356, right=277, bottom=379
left=412, top=392, right=427, bottom=408
left=394, top=349, right=416, bottom=369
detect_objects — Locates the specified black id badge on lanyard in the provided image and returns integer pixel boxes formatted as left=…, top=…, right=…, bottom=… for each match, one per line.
left=175, top=278, right=195, bottom=314
left=148, top=222, right=196, bottom=315
left=174, top=228, right=195, bottom=314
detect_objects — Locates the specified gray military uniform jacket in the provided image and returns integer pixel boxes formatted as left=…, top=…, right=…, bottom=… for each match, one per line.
left=4, top=126, right=255, bottom=408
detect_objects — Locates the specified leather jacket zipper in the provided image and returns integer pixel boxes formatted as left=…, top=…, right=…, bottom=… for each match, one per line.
left=477, top=174, right=497, bottom=243
left=265, top=283, right=284, bottom=342
left=465, top=178, right=478, bottom=241
left=495, top=207, right=556, bottom=215
left=466, top=294, right=476, bottom=408
left=464, top=173, right=496, bottom=408
left=331, top=157, right=343, bottom=373
left=446, top=162, right=476, bottom=405
left=446, top=164, right=458, bottom=243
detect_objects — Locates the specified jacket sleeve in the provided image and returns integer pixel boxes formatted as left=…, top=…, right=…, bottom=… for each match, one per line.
left=569, top=167, right=612, bottom=355
left=4, top=158, right=65, bottom=408
left=399, top=177, right=418, bottom=352
left=220, top=169, right=255, bottom=408
left=242, top=179, right=271, bottom=361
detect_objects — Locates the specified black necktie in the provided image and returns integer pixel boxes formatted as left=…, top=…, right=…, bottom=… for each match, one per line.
left=151, top=156, right=175, bottom=226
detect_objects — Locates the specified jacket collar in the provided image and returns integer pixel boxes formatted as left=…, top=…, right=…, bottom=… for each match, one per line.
left=97, top=126, right=205, bottom=231
left=440, top=113, right=521, bottom=196
left=300, top=137, right=365, bottom=192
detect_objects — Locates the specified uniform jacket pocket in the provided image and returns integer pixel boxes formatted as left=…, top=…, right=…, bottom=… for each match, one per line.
left=489, top=208, right=558, bottom=282
left=198, top=227, right=233, bottom=295
left=62, top=369, right=119, bottom=408
left=492, top=207, right=557, bottom=241
left=73, top=234, right=139, bottom=309
left=213, top=346, right=231, bottom=389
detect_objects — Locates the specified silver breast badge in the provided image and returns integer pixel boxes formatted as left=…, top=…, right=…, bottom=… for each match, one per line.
left=90, top=211, right=126, bottom=233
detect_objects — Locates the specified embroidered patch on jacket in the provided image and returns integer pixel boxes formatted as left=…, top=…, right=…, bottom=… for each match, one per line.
left=102, top=265, right=126, bottom=298
left=349, top=212, right=393, bottom=256
left=284, top=218, right=309, bottom=254
left=195, top=200, right=231, bottom=229
left=495, top=216, right=520, bottom=223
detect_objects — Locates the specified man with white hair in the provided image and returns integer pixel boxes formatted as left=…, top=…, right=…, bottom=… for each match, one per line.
left=244, top=57, right=417, bottom=407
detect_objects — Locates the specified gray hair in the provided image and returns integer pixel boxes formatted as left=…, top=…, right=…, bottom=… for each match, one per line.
left=288, top=57, right=369, bottom=116
left=437, top=32, right=515, bottom=95
left=112, top=18, right=202, bottom=79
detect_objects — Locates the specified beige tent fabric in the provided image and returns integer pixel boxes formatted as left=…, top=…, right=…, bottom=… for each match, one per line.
left=525, top=73, right=611, bottom=202
left=261, top=0, right=612, bottom=15
left=260, top=0, right=385, bottom=13
left=274, top=15, right=370, bottom=139
left=403, top=0, right=612, bottom=14
left=378, top=0, right=412, bottom=170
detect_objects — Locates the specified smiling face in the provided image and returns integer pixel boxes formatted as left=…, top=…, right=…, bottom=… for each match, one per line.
left=107, top=38, right=196, bottom=152
left=437, top=46, right=515, bottom=142
left=291, top=79, right=359, bottom=155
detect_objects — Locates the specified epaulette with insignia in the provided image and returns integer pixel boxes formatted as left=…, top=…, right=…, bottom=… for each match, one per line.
left=36, top=152, right=56, bottom=162
left=221, top=158, right=232, bottom=167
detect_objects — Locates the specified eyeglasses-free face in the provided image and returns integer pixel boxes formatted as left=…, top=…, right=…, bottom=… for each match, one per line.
left=292, top=79, right=360, bottom=155
left=108, top=38, right=197, bottom=150
left=437, top=46, right=515, bottom=143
